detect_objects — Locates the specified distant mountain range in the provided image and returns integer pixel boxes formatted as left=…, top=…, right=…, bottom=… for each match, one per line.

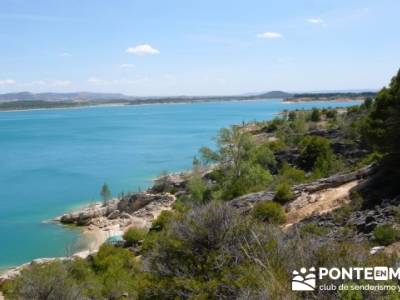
left=0, top=91, right=293, bottom=103
left=0, top=90, right=376, bottom=111
left=0, top=92, right=130, bottom=102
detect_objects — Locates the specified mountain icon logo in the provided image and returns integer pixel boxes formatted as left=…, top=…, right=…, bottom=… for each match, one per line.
left=292, top=267, right=316, bottom=291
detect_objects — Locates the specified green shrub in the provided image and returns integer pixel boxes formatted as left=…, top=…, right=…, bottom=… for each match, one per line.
left=300, top=223, right=328, bottom=237
left=252, top=201, right=286, bottom=224
left=187, top=172, right=207, bottom=203
left=254, top=144, right=277, bottom=172
left=357, top=151, right=383, bottom=168
left=299, top=135, right=336, bottom=175
left=373, top=224, right=399, bottom=246
left=325, top=109, right=337, bottom=119
left=123, top=227, right=147, bottom=246
left=150, top=210, right=176, bottom=231
left=310, top=108, right=321, bottom=122
left=273, top=181, right=293, bottom=204
left=278, top=162, right=306, bottom=185
left=222, top=163, right=273, bottom=200
left=333, top=204, right=352, bottom=224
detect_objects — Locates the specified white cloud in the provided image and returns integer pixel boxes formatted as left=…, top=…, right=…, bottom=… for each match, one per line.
left=120, top=64, right=135, bottom=69
left=257, top=32, right=283, bottom=39
left=87, top=77, right=135, bottom=86
left=59, top=52, right=71, bottom=57
left=25, top=79, right=71, bottom=87
left=0, top=79, right=16, bottom=85
left=126, top=44, right=160, bottom=55
left=53, top=80, right=71, bottom=87
left=29, top=80, right=47, bottom=86
left=307, top=18, right=324, bottom=24
left=87, top=77, right=109, bottom=85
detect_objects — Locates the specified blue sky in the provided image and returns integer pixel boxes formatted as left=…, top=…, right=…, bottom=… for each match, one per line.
left=0, top=0, right=399, bottom=96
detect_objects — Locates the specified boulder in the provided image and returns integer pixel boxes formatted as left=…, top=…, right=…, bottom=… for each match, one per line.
left=120, top=212, right=132, bottom=219
left=118, top=193, right=174, bottom=214
left=107, top=210, right=120, bottom=220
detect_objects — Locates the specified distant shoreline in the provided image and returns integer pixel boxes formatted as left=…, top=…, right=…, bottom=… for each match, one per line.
left=0, top=97, right=365, bottom=113
left=0, top=98, right=277, bottom=113
left=0, top=103, right=128, bottom=113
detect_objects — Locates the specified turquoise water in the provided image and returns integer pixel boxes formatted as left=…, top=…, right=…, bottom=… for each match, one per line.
left=0, top=99, right=360, bottom=268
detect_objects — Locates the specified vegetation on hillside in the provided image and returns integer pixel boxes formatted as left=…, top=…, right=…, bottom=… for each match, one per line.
left=2, top=70, right=400, bottom=299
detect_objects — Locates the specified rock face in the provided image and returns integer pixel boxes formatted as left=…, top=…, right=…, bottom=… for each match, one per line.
left=292, top=164, right=375, bottom=196
left=60, top=199, right=119, bottom=226
left=59, top=193, right=175, bottom=227
left=230, top=191, right=275, bottom=213
left=275, top=129, right=369, bottom=167
left=293, top=196, right=400, bottom=243
left=117, top=193, right=166, bottom=214
left=151, top=167, right=214, bottom=193
left=229, top=164, right=375, bottom=214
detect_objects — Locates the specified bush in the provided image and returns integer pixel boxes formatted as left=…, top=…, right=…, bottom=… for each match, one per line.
left=310, top=108, right=321, bottom=122
left=333, top=204, right=352, bottom=224
left=222, top=163, right=273, bottom=200
left=252, top=201, right=286, bottom=224
left=273, top=181, right=293, bottom=204
left=2, top=261, right=84, bottom=299
left=187, top=171, right=207, bottom=203
left=300, top=223, right=328, bottom=237
left=299, top=135, right=336, bottom=174
left=373, top=224, right=399, bottom=246
left=278, top=162, right=306, bottom=185
left=254, top=144, right=277, bottom=172
left=325, top=109, right=337, bottom=119
left=150, top=210, right=176, bottom=231
left=123, top=228, right=147, bottom=246
left=288, top=111, right=297, bottom=121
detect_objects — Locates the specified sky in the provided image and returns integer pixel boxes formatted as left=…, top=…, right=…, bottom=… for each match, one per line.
left=0, top=0, right=399, bottom=96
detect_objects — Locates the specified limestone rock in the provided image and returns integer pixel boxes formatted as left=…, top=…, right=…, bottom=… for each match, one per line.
left=107, top=210, right=120, bottom=220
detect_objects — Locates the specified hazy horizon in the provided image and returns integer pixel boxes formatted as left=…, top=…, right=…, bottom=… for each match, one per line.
left=0, top=88, right=379, bottom=99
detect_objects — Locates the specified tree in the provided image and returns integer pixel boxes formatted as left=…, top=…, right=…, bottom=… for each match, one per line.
left=310, top=108, right=321, bottom=122
left=100, top=183, right=112, bottom=202
left=299, top=136, right=335, bottom=174
left=363, top=97, right=373, bottom=109
left=288, top=111, right=297, bottom=121
left=364, top=69, right=400, bottom=162
left=200, top=126, right=255, bottom=177
left=187, top=171, right=207, bottom=203
left=200, top=126, right=273, bottom=199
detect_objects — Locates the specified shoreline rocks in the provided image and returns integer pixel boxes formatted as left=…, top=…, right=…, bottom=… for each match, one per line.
left=1, top=192, right=176, bottom=284
left=58, top=192, right=175, bottom=228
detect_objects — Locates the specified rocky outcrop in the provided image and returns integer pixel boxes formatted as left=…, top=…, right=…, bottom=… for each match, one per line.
left=293, top=195, right=400, bottom=243
left=59, top=199, right=118, bottom=226
left=292, top=164, right=375, bottom=196
left=275, top=149, right=300, bottom=166
left=58, top=193, right=175, bottom=227
left=229, top=164, right=375, bottom=214
left=151, top=167, right=215, bottom=193
left=286, top=180, right=358, bottom=225
left=118, top=193, right=167, bottom=214
left=230, top=191, right=275, bottom=213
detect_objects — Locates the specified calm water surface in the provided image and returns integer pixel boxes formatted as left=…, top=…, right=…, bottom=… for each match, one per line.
left=0, top=99, right=360, bottom=268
